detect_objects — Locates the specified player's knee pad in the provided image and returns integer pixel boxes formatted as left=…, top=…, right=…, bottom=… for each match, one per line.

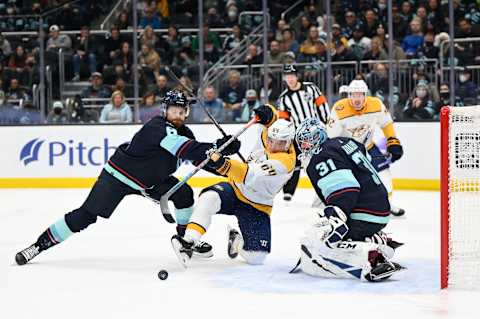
left=64, top=208, right=98, bottom=233
left=170, top=183, right=194, bottom=209
left=186, top=191, right=222, bottom=230
left=239, top=249, right=268, bottom=265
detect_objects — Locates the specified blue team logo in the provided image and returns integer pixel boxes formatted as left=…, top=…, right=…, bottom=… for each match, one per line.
left=20, top=138, right=44, bottom=166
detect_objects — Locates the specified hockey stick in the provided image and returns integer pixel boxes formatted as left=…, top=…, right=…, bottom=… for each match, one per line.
left=159, top=117, right=258, bottom=223
left=164, top=66, right=247, bottom=163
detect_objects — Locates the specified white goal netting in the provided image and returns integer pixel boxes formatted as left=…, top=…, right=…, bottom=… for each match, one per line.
left=444, top=106, right=480, bottom=289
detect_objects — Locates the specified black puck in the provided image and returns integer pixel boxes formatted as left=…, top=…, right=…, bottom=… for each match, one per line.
left=158, top=269, right=169, bottom=280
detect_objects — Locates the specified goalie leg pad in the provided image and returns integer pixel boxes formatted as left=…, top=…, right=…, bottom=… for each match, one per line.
left=299, top=237, right=381, bottom=280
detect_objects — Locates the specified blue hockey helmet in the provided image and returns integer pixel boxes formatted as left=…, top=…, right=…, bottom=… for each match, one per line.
left=160, top=90, right=190, bottom=118
left=295, top=117, right=328, bottom=158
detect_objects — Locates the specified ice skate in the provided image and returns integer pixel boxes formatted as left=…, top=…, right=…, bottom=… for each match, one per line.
left=390, top=205, right=406, bottom=217
left=171, top=235, right=193, bottom=268
left=192, top=241, right=213, bottom=258
left=365, top=261, right=405, bottom=282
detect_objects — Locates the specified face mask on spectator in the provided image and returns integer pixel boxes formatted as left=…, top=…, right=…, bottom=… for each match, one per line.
left=379, top=4, right=387, bottom=10
left=54, top=108, right=62, bottom=115
left=228, top=10, right=237, bottom=19
left=440, top=92, right=450, bottom=100
left=416, top=88, right=427, bottom=98
left=425, top=41, right=433, bottom=47
left=247, top=100, right=256, bottom=106
left=459, top=75, right=469, bottom=83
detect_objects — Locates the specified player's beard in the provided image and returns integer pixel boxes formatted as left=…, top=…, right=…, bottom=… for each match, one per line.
left=169, top=118, right=184, bottom=128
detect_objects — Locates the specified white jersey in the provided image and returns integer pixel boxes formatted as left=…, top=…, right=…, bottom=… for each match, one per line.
left=327, top=96, right=393, bottom=147
left=219, top=128, right=296, bottom=215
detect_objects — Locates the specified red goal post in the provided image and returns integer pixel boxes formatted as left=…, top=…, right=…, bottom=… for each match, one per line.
left=440, top=105, right=480, bottom=289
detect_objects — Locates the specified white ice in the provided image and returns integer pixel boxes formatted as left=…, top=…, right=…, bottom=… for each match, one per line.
left=1, top=189, right=479, bottom=319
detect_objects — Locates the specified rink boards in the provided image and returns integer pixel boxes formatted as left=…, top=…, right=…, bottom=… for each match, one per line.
left=0, top=122, right=439, bottom=190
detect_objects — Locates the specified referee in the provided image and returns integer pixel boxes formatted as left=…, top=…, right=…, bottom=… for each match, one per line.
left=278, top=64, right=330, bottom=201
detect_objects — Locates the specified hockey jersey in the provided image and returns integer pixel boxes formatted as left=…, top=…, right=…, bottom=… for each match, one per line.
left=306, top=137, right=390, bottom=224
left=215, top=125, right=296, bottom=216
left=328, top=96, right=397, bottom=149
left=105, top=116, right=212, bottom=190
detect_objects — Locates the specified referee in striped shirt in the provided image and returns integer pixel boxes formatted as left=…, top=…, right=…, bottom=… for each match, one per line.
left=278, top=64, right=330, bottom=201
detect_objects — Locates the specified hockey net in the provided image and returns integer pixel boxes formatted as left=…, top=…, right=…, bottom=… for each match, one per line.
left=441, top=106, right=480, bottom=289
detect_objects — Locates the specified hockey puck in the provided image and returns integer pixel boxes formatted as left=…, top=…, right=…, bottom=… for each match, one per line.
left=158, top=270, right=169, bottom=280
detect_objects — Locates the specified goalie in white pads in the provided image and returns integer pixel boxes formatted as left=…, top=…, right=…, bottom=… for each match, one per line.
left=328, top=79, right=405, bottom=216
left=171, top=104, right=296, bottom=267
left=291, top=117, right=404, bottom=282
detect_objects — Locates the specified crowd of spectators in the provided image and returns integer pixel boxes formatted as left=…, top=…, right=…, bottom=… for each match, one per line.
left=1, top=0, right=480, bottom=125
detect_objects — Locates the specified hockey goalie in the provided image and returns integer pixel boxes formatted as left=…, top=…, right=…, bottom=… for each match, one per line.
left=291, top=117, right=405, bottom=282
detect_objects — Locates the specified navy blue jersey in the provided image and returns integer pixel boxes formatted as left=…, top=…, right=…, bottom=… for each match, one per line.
left=106, top=116, right=212, bottom=190
left=306, top=137, right=390, bottom=225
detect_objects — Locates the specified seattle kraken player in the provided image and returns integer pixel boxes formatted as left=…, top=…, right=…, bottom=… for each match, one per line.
left=15, top=90, right=241, bottom=265
left=292, top=117, right=404, bottom=282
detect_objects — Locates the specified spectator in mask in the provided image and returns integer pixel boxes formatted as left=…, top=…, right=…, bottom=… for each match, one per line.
left=435, top=83, right=463, bottom=118
left=46, top=101, right=69, bottom=124
left=416, top=32, right=439, bottom=59
left=403, top=80, right=437, bottom=120
left=239, top=89, right=261, bottom=122
left=456, top=68, right=478, bottom=106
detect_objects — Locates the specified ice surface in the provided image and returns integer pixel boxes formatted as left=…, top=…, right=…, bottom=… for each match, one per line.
left=1, top=189, right=478, bottom=319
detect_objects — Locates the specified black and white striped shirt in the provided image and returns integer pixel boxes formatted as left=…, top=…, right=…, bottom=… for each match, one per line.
left=277, top=82, right=330, bottom=128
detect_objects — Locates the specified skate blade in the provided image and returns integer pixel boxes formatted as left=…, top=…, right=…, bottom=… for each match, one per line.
left=171, top=238, right=190, bottom=268
left=192, top=251, right=213, bottom=259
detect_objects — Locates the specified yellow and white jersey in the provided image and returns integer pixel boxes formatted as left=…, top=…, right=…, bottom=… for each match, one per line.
left=217, top=128, right=296, bottom=216
left=327, top=96, right=396, bottom=148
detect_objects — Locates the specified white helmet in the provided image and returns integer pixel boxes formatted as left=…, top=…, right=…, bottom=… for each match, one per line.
left=267, top=119, right=295, bottom=151
left=348, top=79, right=368, bottom=110
left=348, top=79, right=369, bottom=94
left=339, top=85, right=349, bottom=94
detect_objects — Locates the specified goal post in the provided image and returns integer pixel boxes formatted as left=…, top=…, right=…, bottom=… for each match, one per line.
left=440, top=105, right=480, bottom=289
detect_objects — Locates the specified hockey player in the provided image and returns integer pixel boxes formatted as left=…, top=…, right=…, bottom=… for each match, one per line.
left=292, top=117, right=404, bottom=282
left=327, top=79, right=405, bottom=216
left=277, top=64, right=330, bottom=202
left=15, top=90, right=241, bottom=265
left=171, top=104, right=296, bottom=266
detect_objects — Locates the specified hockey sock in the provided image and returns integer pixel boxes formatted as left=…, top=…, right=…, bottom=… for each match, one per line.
left=36, top=217, right=74, bottom=251
left=184, top=191, right=221, bottom=242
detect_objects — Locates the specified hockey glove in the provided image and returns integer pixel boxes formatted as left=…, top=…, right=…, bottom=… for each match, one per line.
left=386, top=137, right=403, bottom=163
left=214, top=135, right=241, bottom=156
left=253, top=104, right=274, bottom=125
left=206, top=152, right=230, bottom=175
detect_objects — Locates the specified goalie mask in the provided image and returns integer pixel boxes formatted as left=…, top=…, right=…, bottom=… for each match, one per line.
left=266, top=119, right=295, bottom=153
left=161, top=90, right=190, bottom=127
left=348, top=79, right=369, bottom=110
left=296, top=117, right=328, bottom=158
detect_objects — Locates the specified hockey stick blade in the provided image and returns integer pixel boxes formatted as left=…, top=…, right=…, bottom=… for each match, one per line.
left=160, top=196, right=175, bottom=223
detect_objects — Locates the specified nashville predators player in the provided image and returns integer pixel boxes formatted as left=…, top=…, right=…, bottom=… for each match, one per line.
left=171, top=104, right=296, bottom=266
left=327, top=79, right=405, bottom=217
